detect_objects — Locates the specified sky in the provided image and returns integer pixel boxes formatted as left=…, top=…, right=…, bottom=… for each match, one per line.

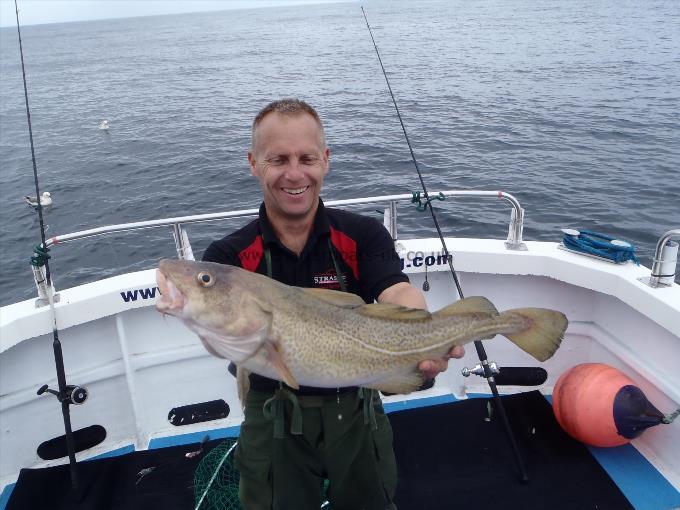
left=0, top=0, right=350, bottom=27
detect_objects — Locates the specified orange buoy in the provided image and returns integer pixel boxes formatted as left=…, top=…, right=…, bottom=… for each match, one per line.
left=552, top=363, right=665, bottom=447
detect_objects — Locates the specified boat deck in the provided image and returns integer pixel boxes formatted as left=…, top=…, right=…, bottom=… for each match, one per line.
left=2, top=391, right=679, bottom=510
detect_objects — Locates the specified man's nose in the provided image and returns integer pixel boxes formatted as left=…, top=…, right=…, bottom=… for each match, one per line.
left=283, top=158, right=305, bottom=180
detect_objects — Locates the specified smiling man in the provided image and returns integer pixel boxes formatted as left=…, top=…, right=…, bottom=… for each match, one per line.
left=203, top=99, right=463, bottom=510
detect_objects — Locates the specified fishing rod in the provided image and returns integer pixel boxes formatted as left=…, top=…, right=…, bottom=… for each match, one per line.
left=14, top=0, right=84, bottom=499
left=360, top=6, right=530, bottom=482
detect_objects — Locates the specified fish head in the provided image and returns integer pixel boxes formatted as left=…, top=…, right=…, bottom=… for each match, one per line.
left=156, top=259, right=272, bottom=345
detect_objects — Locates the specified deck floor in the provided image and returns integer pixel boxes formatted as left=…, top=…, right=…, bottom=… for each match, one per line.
left=3, top=391, right=679, bottom=509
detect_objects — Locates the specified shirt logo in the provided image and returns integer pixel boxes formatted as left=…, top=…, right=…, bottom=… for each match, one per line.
left=313, top=270, right=345, bottom=289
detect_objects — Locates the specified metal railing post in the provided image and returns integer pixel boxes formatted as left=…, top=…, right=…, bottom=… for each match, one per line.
left=383, top=200, right=398, bottom=240
left=172, top=223, right=195, bottom=261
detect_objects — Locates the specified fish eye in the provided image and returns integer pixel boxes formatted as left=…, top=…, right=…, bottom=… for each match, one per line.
left=197, top=272, right=214, bottom=287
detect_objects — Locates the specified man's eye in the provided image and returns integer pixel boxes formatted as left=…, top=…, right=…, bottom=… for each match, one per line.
left=268, top=157, right=285, bottom=165
left=302, top=156, right=319, bottom=165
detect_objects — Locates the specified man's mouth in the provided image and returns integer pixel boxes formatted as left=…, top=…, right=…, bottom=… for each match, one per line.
left=282, top=186, right=309, bottom=196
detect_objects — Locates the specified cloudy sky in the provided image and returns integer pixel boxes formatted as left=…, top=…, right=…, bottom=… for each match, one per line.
left=0, top=0, right=349, bottom=27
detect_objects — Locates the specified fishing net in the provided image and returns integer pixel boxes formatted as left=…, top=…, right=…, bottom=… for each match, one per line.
left=193, top=438, right=333, bottom=510
left=194, top=438, right=241, bottom=510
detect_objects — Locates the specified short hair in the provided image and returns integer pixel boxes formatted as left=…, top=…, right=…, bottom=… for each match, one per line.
left=251, top=98, right=325, bottom=151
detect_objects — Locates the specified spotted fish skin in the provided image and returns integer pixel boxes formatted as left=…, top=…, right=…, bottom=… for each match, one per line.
left=156, top=259, right=567, bottom=394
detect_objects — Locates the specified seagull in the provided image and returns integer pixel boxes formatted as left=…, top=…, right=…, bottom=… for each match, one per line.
left=99, top=120, right=109, bottom=130
left=24, top=191, right=52, bottom=207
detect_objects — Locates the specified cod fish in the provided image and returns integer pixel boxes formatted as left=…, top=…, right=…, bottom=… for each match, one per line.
left=156, top=260, right=567, bottom=395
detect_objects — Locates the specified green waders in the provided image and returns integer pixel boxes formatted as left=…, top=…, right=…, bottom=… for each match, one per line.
left=234, top=387, right=398, bottom=510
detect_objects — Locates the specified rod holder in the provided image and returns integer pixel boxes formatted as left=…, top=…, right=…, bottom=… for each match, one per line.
left=32, top=264, right=59, bottom=308
left=640, top=229, right=679, bottom=288
left=505, top=206, right=527, bottom=251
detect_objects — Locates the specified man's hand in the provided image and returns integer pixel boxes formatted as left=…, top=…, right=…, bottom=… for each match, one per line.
left=417, top=345, right=465, bottom=380
left=378, top=282, right=466, bottom=380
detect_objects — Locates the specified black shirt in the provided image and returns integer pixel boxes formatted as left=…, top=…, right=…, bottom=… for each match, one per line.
left=202, top=198, right=410, bottom=393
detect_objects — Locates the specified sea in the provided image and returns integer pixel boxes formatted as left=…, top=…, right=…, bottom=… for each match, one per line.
left=1, top=0, right=679, bottom=306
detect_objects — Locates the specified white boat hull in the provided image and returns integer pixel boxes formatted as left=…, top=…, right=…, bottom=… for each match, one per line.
left=1, top=237, right=679, bottom=501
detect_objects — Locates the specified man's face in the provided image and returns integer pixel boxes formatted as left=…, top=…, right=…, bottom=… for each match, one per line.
left=248, top=112, right=330, bottom=223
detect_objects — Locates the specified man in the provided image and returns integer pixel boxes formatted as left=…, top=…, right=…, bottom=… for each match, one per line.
left=203, top=99, right=463, bottom=510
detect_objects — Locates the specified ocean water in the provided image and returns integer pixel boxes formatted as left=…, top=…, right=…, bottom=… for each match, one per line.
left=1, top=0, right=678, bottom=306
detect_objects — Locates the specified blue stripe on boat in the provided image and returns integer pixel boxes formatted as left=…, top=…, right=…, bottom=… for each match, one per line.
left=148, top=425, right=240, bottom=449
left=589, top=444, right=680, bottom=510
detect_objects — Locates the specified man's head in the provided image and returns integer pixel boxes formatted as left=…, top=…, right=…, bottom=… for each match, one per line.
left=251, top=99, right=326, bottom=153
left=248, top=99, right=330, bottom=224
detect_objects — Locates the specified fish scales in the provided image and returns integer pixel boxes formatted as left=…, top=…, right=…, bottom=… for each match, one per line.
left=269, top=291, right=482, bottom=385
left=156, top=260, right=567, bottom=395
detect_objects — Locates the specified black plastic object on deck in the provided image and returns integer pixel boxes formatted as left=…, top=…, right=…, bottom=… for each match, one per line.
left=37, top=425, right=107, bottom=461
left=168, top=399, right=230, bottom=426
left=494, top=367, right=548, bottom=386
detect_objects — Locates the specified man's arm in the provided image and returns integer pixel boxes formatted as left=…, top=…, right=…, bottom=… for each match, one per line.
left=377, top=281, right=427, bottom=309
left=378, top=282, right=465, bottom=380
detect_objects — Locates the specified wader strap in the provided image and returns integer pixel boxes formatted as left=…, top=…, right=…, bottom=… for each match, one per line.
left=264, top=246, right=273, bottom=279
left=262, top=240, right=352, bottom=438
left=263, top=388, right=303, bottom=439
left=327, top=237, right=348, bottom=293
left=358, top=388, right=378, bottom=431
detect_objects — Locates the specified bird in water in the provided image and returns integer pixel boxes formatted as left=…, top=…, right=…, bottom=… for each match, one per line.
left=99, top=120, right=109, bottom=130
left=24, top=191, right=52, bottom=208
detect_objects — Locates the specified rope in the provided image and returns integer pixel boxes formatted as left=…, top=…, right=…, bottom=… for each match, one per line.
left=562, top=229, right=640, bottom=265
left=662, top=408, right=680, bottom=425
left=194, top=439, right=240, bottom=510
left=263, top=388, right=303, bottom=438
left=30, top=244, right=51, bottom=267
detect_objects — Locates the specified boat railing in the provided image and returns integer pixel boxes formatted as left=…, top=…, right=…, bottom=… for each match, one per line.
left=45, top=189, right=527, bottom=253
left=30, top=190, right=525, bottom=303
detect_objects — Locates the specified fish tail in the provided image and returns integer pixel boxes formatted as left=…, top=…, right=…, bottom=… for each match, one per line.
left=500, top=308, right=567, bottom=362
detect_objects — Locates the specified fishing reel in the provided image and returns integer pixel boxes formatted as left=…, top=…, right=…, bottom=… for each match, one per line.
left=37, top=383, right=89, bottom=405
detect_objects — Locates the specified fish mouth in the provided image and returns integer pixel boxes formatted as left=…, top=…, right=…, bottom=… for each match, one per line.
left=155, top=268, right=186, bottom=315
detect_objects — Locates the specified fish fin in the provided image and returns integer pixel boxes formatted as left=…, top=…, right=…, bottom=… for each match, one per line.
left=358, top=303, right=432, bottom=321
left=433, top=296, right=499, bottom=318
left=300, top=287, right=366, bottom=308
left=236, top=365, right=251, bottom=409
left=366, top=372, right=425, bottom=395
left=501, top=308, right=567, bottom=362
left=265, top=342, right=299, bottom=390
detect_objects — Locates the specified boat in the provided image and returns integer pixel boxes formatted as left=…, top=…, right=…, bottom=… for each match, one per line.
left=1, top=191, right=678, bottom=509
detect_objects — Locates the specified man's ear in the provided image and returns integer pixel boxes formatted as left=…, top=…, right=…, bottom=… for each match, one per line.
left=248, top=151, right=258, bottom=177
left=323, top=147, right=330, bottom=175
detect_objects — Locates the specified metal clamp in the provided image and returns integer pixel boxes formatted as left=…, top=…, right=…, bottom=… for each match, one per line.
left=462, top=362, right=499, bottom=378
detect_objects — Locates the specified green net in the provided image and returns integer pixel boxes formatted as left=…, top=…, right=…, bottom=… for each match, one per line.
left=193, top=438, right=333, bottom=510
left=194, top=439, right=241, bottom=510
